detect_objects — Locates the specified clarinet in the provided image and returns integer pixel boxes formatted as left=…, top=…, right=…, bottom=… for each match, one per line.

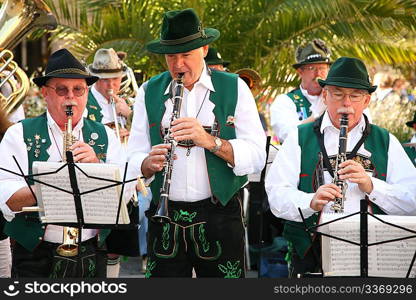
left=331, top=114, right=349, bottom=213
left=151, top=73, right=185, bottom=223
left=315, top=152, right=325, bottom=189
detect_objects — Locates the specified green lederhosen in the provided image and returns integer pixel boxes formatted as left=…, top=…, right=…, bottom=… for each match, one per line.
left=3, top=114, right=109, bottom=277
left=287, top=88, right=312, bottom=120
left=86, top=90, right=103, bottom=123
left=283, top=118, right=389, bottom=273
left=143, top=70, right=247, bottom=278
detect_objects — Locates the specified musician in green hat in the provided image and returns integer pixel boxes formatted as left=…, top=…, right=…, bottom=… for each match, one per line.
left=266, top=57, right=416, bottom=277
left=270, top=39, right=331, bottom=142
left=127, top=8, right=266, bottom=278
left=204, top=47, right=230, bottom=71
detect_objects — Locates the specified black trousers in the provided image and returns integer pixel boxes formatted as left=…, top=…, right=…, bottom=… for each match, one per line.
left=12, top=238, right=107, bottom=278
left=145, top=195, right=245, bottom=278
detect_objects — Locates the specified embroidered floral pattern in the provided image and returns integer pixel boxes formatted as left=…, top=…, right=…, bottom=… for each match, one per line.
left=162, top=223, right=170, bottom=250
left=198, top=224, right=210, bottom=253
left=144, top=259, right=156, bottom=278
left=218, top=260, right=242, bottom=278
left=173, top=209, right=197, bottom=223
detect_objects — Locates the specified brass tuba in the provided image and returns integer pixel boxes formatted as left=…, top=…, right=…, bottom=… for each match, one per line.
left=0, top=0, right=57, bottom=115
left=235, top=68, right=261, bottom=91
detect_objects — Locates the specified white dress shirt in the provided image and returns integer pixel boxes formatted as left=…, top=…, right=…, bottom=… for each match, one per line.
left=270, top=86, right=325, bottom=142
left=269, top=86, right=372, bottom=142
left=127, top=66, right=266, bottom=202
left=265, top=112, right=416, bottom=222
left=0, top=111, right=126, bottom=243
left=91, top=85, right=117, bottom=125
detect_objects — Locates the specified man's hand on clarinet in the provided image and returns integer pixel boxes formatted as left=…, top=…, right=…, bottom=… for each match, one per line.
left=338, top=159, right=373, bottom=194
left=70, top=141, right=99, bottom=163
left=170, top=117, right=211, bottom=148
left=310, top=183, right=342, bottom=211
left=141, top=144, right=171, bottom=178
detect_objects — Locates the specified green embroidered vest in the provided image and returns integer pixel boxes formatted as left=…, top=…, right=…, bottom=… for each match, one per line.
left=86, top=90, right=103, bottom=123
left=4, top=114, right=109, bottom=251
left=286, top=88, right=312, bottom=120
left=144, top=70, right=248, bottom=206
left=403, top=140, right=416, bottom=167
left=283, top=120, right=389, bottom=259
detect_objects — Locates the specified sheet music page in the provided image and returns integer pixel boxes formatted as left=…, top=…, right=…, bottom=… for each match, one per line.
left=369, top=218, right=416, bottom=277
left=320, top=213, right=416, bottom=277
left=320, top=213, right=361, bottom=276
left=33, top=162, right=130, bottom=225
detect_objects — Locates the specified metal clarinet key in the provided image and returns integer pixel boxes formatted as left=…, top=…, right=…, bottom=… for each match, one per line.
left=151, top=73, right=185, bottom=223
left=331, top=113, right=349, bottom=213
left=56, top=105, right=79, bottom=257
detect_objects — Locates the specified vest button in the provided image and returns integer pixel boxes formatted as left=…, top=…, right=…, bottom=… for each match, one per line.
left=38, top=237, right=43, bottom=240
left=41, top=226, right=46, bottom=230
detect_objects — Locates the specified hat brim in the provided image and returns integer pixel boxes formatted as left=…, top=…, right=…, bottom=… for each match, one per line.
left=318, top=79, right=377, bottom=94
left=146, top=28, right=220, bottom=54
left=205, top=58, right=230, bottom=67
left=292, top=60, right=331, bottom=69
left=87, top=65, right=126, bottom=79
left=33, top=73, right=99, bottom=88
left=406, top=121, right=416, bottom=128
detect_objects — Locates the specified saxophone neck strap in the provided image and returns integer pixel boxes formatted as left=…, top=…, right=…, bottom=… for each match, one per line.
left=313, top=114, right=371, bottom=178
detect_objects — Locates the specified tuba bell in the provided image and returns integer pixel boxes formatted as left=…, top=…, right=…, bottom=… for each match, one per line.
left=0, top=0, right=57, bottom=116
left=235, top=68, right=261, bottom=91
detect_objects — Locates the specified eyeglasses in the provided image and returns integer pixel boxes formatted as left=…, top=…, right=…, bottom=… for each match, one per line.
left=326, top=89, right=367, bottom=102
left=45, top=85, right=87, bottom=97
left=301, top=65, right=329, bottom=72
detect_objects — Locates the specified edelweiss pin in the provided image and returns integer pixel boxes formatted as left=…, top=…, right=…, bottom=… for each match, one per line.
left=226, top=115, right=235, bottom=126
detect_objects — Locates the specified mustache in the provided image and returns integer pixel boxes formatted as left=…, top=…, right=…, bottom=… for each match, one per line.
left=337, top=107, right=354, bottom=114
left=61, top=101, right=78, bottom=108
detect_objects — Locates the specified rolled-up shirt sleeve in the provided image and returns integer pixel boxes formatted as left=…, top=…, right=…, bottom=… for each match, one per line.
left=229, top=79, right=266, bottom=176
left=265, top=128, right=317, bottom=222
left=126, top=84, right=153, bottom=182
left=367, top=133, right=416, bottom=215
left=0, top=123, right=30, bottom=221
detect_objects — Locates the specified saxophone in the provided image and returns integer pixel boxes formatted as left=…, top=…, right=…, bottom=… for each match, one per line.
left=56, top=105, right=79, bottom=257
left=330, top=114, right=349, bottom=213
left=151, top=73, right=185, bottom=223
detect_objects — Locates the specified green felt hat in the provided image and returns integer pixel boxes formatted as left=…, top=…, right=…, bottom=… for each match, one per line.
left=406, top=112, right=416, bottom=128
left=204, top=47, right=230, bottom=67
left=318, top=57, right=377, bottom=93
left=146, top=8, right=220, bottom=54
left=292, top=39, right=331, bottom=69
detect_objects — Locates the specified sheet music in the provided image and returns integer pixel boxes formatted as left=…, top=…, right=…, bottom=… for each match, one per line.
left=320, top=213, right=416, bottom=277
left=33, top=162, right=130, bottom=225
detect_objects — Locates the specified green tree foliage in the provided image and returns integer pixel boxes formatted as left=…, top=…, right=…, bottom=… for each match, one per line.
left=42, top=0, right=416, bottom=92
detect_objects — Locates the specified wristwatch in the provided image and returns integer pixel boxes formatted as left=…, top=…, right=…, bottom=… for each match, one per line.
left=210, top=137, right=222, bottom=153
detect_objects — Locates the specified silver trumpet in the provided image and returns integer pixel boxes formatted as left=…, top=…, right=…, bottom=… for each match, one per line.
left=151, top=73, right=185, bottom=223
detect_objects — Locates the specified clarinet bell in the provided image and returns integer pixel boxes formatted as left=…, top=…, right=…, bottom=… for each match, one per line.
left=151, top=197, right=171, bottom=223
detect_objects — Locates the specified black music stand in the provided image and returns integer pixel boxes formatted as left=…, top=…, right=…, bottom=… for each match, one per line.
left=1, top=153, right=138, bottom=259
left=295, top=198, right=416, bottom=278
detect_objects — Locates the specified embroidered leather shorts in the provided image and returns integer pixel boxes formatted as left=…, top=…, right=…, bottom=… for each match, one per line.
left=145, top=194, right=245, bottom=278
